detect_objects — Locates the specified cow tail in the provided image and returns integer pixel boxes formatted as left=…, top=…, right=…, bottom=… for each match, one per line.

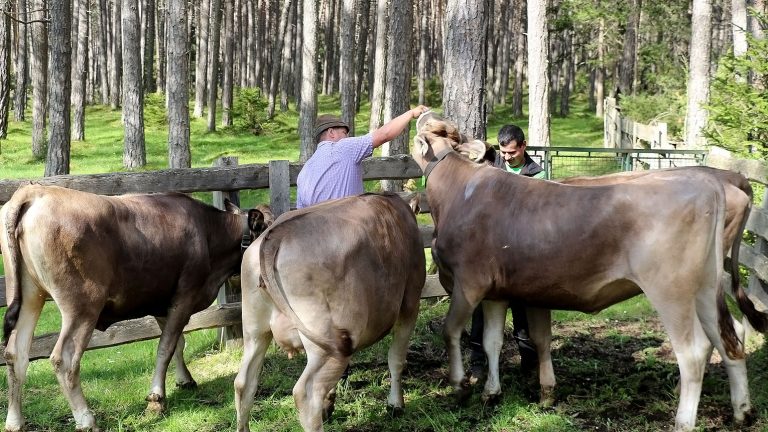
left=713, top=187, right=745, bottom=360
left=2, top=197, right=29, bottom=344
left=728, top=181, right=768, bottom=332
left=259, top=229, right=343, bottom=358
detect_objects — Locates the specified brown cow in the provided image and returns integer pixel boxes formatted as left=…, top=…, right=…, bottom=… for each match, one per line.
left=411, top=115, right=750, bottom=431
left=234, top=192, right=426, bottom=432
left=1, top=185, right=273, bottom=432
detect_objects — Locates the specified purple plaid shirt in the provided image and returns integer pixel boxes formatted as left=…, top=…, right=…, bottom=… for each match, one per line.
left=296, top=133, right=374, bottom=208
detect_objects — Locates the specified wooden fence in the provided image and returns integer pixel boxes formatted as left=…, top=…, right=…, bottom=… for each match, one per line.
left=604, top=97, right=672, bottom=149
left=0, top=149, right=767, bottom=364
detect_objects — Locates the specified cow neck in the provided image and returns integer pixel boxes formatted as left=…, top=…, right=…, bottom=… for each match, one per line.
left=423, top=148, right=453, bottom=184
left=239, top=213, right=252, bottom=254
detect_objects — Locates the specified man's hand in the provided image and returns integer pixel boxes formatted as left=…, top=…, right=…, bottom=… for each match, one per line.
left=411, top=105, right=429, bottom=119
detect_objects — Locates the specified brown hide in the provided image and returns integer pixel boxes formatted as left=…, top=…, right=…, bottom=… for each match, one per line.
left=259, top=192, right=426, bottom=356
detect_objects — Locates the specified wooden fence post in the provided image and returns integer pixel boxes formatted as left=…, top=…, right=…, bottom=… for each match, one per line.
left=212, top=156, right=243, bottom=348
left=746, top=188, right=768, bottom=338
left=269, top=160, right=291, bottom=217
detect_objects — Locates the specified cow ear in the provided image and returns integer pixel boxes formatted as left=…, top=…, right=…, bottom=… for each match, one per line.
left=224, top=198, right=241, bottom=213
left=414, top=134, right=430, bottom=157
left=456, top=139, right=492, bottom=162
left=248, top=208, right=266, bottom=238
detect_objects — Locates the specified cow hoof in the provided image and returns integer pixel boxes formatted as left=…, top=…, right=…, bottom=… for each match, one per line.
left=453, top=382, right=473, bottom=405
left=75, top=427, right=101, bottom=432
left=176, top=380, right=198, bottom=390
left=734, top=407, right=756, bottom=426
left=388, top=405, right=405, bottom=418
left=481, top=392, right=501, bottom=407
left=538, top=386, right=556, bottom=408
left=145, top=393, right=166, bottom=414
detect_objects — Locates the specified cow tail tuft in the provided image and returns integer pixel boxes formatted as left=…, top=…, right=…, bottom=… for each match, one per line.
left=717, top=280, right=745, bottom=360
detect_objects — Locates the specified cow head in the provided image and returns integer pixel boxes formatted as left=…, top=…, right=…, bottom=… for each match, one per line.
left=247, top=204, right=274, bottom=242
left=412, top=112, right=489, bottom=173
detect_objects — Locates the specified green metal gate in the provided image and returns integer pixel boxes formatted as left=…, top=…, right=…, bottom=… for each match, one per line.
left=525, top=146, right=709, bottom=180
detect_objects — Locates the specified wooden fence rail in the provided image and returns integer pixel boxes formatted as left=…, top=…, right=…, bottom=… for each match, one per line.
left=0, top=150, right=766, bottom=365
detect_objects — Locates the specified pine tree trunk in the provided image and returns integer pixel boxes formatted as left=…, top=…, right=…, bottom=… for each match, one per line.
left=167, top=0, right=190, bottom=167
left=353, top=0, right=369, bottom=112
left=292, top=1, right=302, bottom=106
left=267, top=0, right=292, bottom=118
left=512, top=0, right=524, bottom=117
left=684, top=0, right=712, bottom=148
left=156, top=0, right=166, bottom=92
left=97, top=0, right=110, bottom=103
left=279, top=0, right=296, bottom=111
left=122, top=0, right=145, bottom=168
left=595, top=15, right=604, bottom=117
left=221, top=0, right=234, bottom=126
left=493, top=0, right=510, bottom=106
left=368, top=0, right=387, bottom=130
left=194, top=0, right=210, bottom=117
left=0, top=0, right=10, bottom=139
left=13, top=0, right=28, bottom=121
left=442, top=0, right=487, bottom=140
left=31, top=0, right=47, bottom=158
left=46, top=0, right=72, bottom=176
left=380, top=0, right=412, bottom=192
left=298, top=0, right=317, bottom=162
left=246, top=0, right=256, bottom=86
left=207, top=0, right=222, bottom=131
left=617, top=0, right=640, bottom=98
left=527, top=0, right=550, bottom=147
left=72, top=0, right=89, bottom=140
left=339, top=0, right=356, bottom=134
left=143, top=0, right=156, bottom=92
left=110, top=0, right=122, bottom=108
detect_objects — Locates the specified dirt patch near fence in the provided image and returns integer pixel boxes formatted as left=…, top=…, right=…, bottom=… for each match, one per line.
left=398, top=314, right=768, bottom=432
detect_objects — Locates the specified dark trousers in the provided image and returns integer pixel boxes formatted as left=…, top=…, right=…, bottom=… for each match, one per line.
left=469, top=302, right=530, bottom=365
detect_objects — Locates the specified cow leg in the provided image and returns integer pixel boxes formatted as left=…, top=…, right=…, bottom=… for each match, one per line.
left=146, top=308, right=192, bottom=413
left=234, top=287, right=274, bottom=432
left=293, top=338, right=348, bottom=432
left=50, top=314, right=99, bottom=431
left=386, top=299, right=420, bottom=412
left=4, top=291, right=45, bottom=432
left=155, top=317, right=196, bottom=389
left=480, top=300, right=506, bottom=402
left=695, top=290, right=752, bottom=424
left=443, top=290, right=477, bottom=399
left=526, top=307, right=555, bottom=407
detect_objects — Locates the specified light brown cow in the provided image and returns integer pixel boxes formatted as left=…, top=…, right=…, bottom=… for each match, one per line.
left=234, top=192, right=426, bottom=432
left=1, top=185, right=272, bottom=432
left=411, top=115, right=750, bottom=431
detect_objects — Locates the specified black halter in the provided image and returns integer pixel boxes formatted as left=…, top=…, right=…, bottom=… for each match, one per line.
left=423, top=148, right=453, bottom=182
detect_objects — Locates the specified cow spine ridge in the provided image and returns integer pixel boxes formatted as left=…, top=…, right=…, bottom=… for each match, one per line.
left=259, top=226, right=345, bottom=358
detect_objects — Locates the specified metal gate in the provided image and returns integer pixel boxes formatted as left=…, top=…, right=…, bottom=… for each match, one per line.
left=525, top=146, right=708, bottom=180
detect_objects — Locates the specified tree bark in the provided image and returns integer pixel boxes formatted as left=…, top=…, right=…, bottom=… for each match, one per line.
left=167, top=0, right=190, bottom=167
left=46, top=0, right=72, bottom=176
left=122, top=0, right=145, bottom=168
left=368, top=0, right=387, bottom=130
left=143, top=0, right=156, bottom=92
left=617, top=0, right=641, bottom=98
left=279, top=0, right=296, bottom=111
left=156, top=0, right=166, bottom=92
left=339, top=0, right=356, bottom=134
left=442, top=0, right=487, bottom=140
left=96, top=0, right=110, bottom=103
left=206, top=0, right=222, bottom=131
left=595, top=14, right=604, bottom=117
left=298, top=0, right=317, bottom=162
left=31, top=0, right=47, bottom=158
left=684, top=0, right=712, bottom=148
left=13, top=0, right=28, bottom=120
left=0, top=0, right=10, bottom=139
left=512, top=0, right=524, bottom=117
left=527, top=0, right=550, bottom=146
left=194, top=0, right=210, bottom=117
left=380, top=0, right=412, bottom=192
left=72, top=0, right=89, bottom=141
left=110, top=0, right=122, bottom=108
left=267, top=0, right=292, bottom=119
left=221, top=0, right=234, bottom=126
left=353, top=0, right=370, bottom=112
